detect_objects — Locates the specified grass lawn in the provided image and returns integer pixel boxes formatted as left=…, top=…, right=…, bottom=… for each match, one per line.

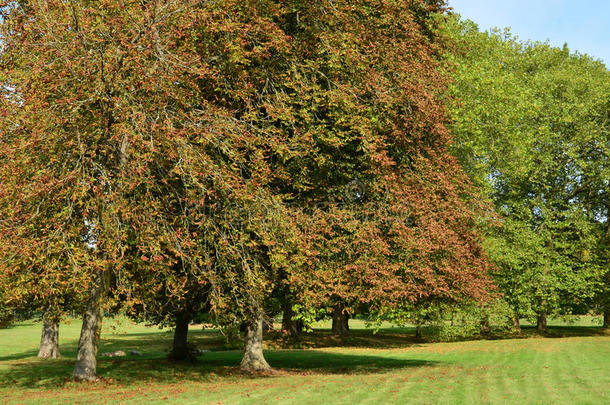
left=1, top=317, right=609, bottom=404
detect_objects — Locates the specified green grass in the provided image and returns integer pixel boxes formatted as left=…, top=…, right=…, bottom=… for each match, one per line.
left=1, top=318, right=609, bottom=404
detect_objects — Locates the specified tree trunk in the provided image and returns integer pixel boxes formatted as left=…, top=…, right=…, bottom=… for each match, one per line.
left=512, top=315, right=521, bottom=331
left=170, top=315, right=190, bottom=361
left=480, top=316, right=491, bottom=335
left=536, top=313, right=547, bottom=332
left=240, top=311, right=271, bottom=372
left=602, top=211, right=610, bottom=329
left=332, top=306, right=349, bottom=335
left=415, top=324, right=422, bottom=338
left=73, top=271, right=108, bottom=381
left=282, top=298, right=303, bottom=338
left=38, top=314, right=60, bottom=359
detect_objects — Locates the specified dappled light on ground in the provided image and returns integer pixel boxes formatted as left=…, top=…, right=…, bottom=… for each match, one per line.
left=1, top=319, right=610, bottom=404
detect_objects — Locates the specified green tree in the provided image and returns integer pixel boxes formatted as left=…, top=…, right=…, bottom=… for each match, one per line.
left=444, top=16, right=610, bottom=330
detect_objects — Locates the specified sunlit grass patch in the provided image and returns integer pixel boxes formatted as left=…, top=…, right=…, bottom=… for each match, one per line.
left=1, top=318, right=609, bottom=404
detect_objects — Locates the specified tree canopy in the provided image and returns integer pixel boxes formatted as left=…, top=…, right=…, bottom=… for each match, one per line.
left=444, top=16, right=610, bottom=328
left=0, top=0, right=608, bottom=383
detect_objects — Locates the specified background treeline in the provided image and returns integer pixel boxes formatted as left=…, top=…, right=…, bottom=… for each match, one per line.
left=0, top=0, right=607, bottom=381
left=446, top=17, right=609, bottom=333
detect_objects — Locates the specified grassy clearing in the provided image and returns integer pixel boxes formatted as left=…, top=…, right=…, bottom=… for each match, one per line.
left=1, top=318, right=609, bottom=404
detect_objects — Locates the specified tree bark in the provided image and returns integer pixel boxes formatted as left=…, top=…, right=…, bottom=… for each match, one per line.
left=332, top=305, right=349, bottom=335
left=282, top=298, right=303, bottom=338
left=170, top=315, right=190, bottom=361
left=536, top=313, right=547, bottom=332
left=415, top=324, right=422, bottom=338
left=73, top=271, right=108, bottom=381
left=603, top=310, right=610, bottom=329
left=38, top=314, right=60, bottom=359
left=240, top=311, right=271, bottom=372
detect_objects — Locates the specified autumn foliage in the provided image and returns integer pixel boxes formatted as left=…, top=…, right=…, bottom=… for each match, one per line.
left=0, top=0, right=492, bottom=378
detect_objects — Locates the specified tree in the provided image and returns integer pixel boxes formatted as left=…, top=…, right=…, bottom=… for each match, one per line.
left=1, top=0, right=494, bottom=380
left=444, top=16, right=610, bottom=330
left=268, top=0, right=493, bottom=335
left=0, top=0, right=221, bottom=379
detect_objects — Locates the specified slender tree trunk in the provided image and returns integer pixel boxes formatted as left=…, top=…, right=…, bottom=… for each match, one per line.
left=171, top=315, right=190, bottom=361
left=72, top=95, right=126, bottom=381
left=599, top=211, right=610, bottom=329
left=415, top=324, right=422, bottom=338
left=536, top=313, right=547, bottom=332
left=38, top=314, right=60, bottom=359
left=282, top=296, right=303, bottom=338
left=480, top=316, right=491, bottom=335
left=512, top=315, right=521, bottom=331
left=73, top=271, right=108, bottom=381
left=332, top=305, right=349, bottom=335
left=240, top=311, right=271, bottom=372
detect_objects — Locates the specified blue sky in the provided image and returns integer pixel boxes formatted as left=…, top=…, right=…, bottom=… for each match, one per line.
left=448, top=0, right=610, bottom=65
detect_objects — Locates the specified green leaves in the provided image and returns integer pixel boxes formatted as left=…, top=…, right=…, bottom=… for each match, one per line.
left=445, top=15, right=610, bottom=320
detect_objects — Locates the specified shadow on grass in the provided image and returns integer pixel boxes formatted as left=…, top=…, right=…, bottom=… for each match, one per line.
left=266, top=325, right=610, bottom=349
left=0, top=329, right=223, bottom=362
left=2, top=322, right=608, bottom=390
left=266, top=329, right=425, bottom=350
left=0, top=349, right=436, bottom=389
left=519, top=325, right=610, bottom=338
left=0, top=349, right=41, bottom=362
